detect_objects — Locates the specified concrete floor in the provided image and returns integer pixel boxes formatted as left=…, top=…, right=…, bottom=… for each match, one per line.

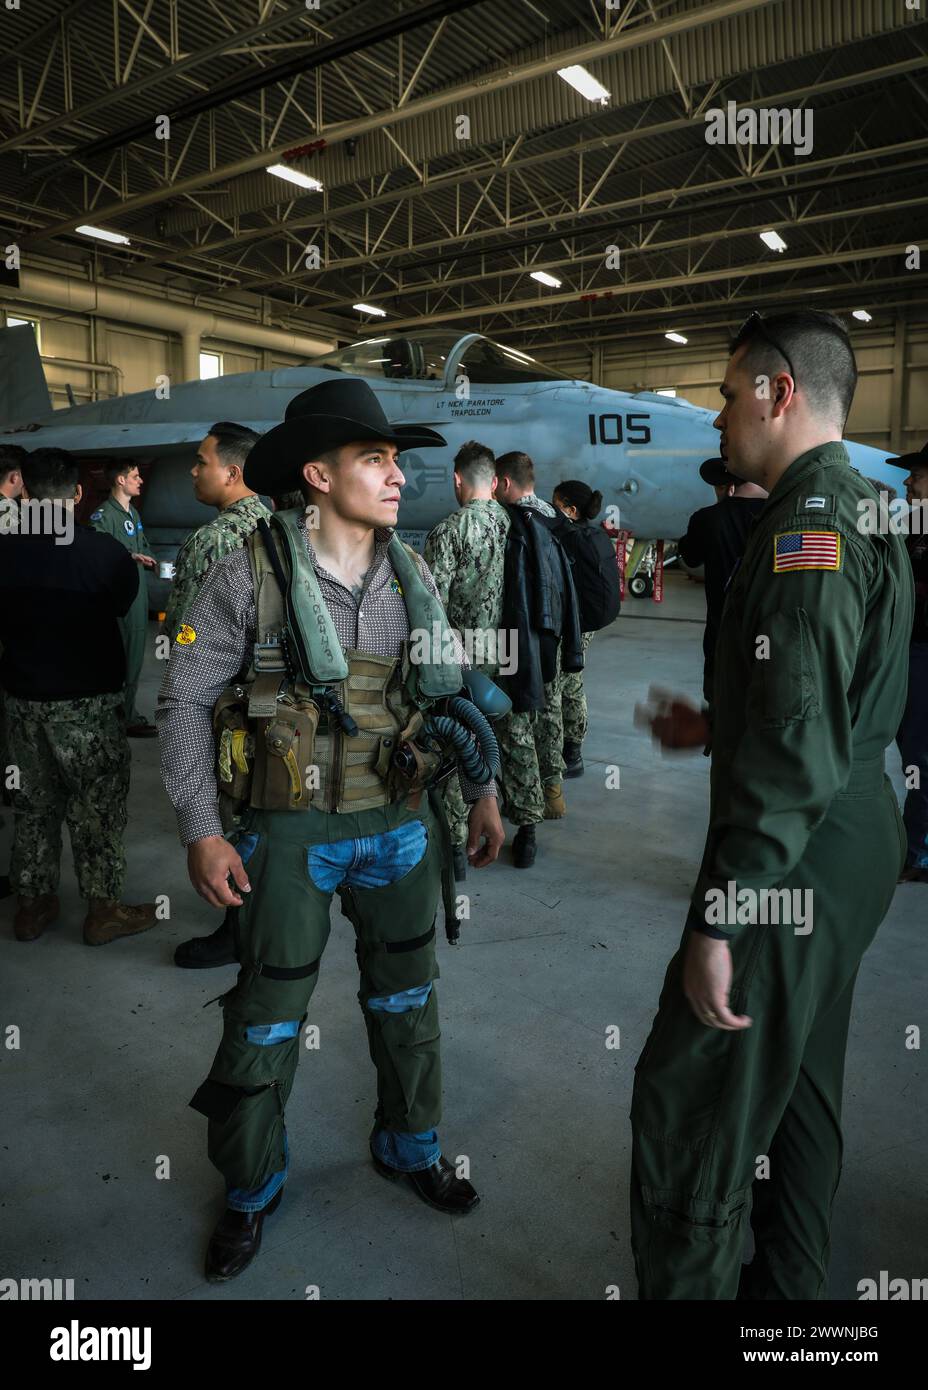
left=2, top=569, right=925, bottom=1301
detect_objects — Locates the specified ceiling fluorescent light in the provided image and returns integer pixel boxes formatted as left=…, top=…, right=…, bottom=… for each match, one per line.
left=531, top=271, right=562, bottom=288
left=665, top=332, right=688, bottom=345
left=852, top=309, right=872, bottom=322
left=267, top=163, right=324, bottom=191
left=353, top=303, right=387, bottom=317
left=557, top=65, right=610, bottom=104
left=76, top=225, right=130, bottom=245
left=760, top=230, right=788, bottom=252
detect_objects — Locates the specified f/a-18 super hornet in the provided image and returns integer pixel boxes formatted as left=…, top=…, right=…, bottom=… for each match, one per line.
left=0, top=323, right=901, bottom=606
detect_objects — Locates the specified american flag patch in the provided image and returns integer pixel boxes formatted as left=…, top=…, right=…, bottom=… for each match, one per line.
left=773, top=530, right=841, bottom=573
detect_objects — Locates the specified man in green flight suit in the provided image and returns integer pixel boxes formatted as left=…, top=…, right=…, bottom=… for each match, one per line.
left=91, top=461, right=157, bottom=737
left=157, top=378, right=505, bottom=1282
left=633, top=309, right=912, bottom=1300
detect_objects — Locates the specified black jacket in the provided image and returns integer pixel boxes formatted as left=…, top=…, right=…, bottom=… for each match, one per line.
left=678, top=495, right=766, bottom=700
left=0, top=522, right=138, bottom=700
left=499, top=504, right=584, bottom=712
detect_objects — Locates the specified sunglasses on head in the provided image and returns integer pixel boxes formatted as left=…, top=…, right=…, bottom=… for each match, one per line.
left=738, top=310, right=796, bottom=382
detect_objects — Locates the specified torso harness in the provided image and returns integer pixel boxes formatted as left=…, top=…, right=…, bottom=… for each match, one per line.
left=212, top=509, right=510, bottom=935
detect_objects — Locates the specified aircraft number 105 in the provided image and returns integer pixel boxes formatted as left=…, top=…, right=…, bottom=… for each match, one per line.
left=588, top=413, right=652, bottom=445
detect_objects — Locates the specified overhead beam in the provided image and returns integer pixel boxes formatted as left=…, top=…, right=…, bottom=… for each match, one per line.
left=28, top=0, right=784, bottom=241
left=372, top=242, right=918, bottom=329
left=154, top=57, right=928, bottom=275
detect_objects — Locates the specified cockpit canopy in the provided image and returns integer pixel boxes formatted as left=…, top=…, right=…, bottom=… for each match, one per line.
left=308, top=331, right=569, bottom=385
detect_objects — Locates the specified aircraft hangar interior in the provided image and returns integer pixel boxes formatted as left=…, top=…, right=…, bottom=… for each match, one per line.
left=1, top=0, right=926, bottom=1344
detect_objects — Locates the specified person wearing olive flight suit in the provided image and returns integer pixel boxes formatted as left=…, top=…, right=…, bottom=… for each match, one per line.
left=634, top=309, right=912, bottom=1300
left=157, top=378, right=505, bottom=1282
left=91, top=461, right=158, bottom=737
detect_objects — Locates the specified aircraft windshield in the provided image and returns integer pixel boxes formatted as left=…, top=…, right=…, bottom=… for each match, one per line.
left=455, top=337, right=565, bottom=384
left=307, top=331, right=566, bottom=384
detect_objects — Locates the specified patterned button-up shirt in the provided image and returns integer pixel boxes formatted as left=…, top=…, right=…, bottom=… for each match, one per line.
left=156, top=513, right=495, bottom=845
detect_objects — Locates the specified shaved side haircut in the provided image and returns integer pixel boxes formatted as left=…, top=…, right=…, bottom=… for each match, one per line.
left=730, top=310, right=858, bottom=430
left=454, top=439, right=496, bottom=488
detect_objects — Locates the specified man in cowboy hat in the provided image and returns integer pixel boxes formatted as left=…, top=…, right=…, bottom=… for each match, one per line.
left=885, top=441, right=928, bottom=883
left=678, top=458, right=768, bottom=706
left=157, top=377, right=505, bottom=1282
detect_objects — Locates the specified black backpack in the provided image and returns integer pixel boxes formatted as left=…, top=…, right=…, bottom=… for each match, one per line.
left=557, top=521, right=621, bottom=632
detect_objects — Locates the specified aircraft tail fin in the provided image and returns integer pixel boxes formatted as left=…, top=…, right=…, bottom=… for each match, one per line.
left=0, top=323, right=51, bottom=426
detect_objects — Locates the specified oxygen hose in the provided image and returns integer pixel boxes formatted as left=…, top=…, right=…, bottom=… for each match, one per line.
left=423, top=696, right=501, bottom=783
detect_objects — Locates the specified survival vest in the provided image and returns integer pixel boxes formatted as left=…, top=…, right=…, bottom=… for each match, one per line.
left=213, top=509, right=462, bottom=819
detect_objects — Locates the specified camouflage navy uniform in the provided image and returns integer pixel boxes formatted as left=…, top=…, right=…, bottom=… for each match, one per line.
left=8, top=692, right=129, bottom=898
left=561, top=631, right=594, bottom=744
left=494, top=494, right=566, bottom=826
left=424, top=497, right=510, bottom=847
left=1, top=510, right=139, bottom=901
left=162, top=493, right=271, bottom=642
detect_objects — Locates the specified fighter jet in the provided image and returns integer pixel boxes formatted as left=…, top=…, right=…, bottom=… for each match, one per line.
left=0, top=323, right=902, bottom=606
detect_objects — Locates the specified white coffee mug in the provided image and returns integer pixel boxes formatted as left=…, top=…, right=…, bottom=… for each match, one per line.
left=159, top=561, right=176, bottom=580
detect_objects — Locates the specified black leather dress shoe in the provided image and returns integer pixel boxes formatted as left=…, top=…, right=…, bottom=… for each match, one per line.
left=204, top=1187, right=283, bottom=1283
left=174, top=919, right=237, bottom=969
left=371, top=1150, right=480, bottom=1215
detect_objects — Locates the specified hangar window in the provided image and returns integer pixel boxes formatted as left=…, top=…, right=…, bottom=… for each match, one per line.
left=199, top=351, right=222, bottom=379
left=6, top=315, right=41, bottom=350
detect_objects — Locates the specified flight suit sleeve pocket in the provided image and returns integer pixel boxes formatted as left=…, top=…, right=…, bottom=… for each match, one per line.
left=758, top=607, right=820, bottom=725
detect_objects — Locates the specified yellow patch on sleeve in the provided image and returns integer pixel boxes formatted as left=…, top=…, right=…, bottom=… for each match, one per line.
left=176, top=623, right=197, bottom=645
left=773, top=530, right=841, bottom=573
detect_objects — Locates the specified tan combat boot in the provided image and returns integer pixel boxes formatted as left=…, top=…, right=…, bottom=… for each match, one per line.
left=83, top=898, right=158, bottom=946
left=14, top=894, right=60, bottom=942
left=543, top=781, right=566, bottom=819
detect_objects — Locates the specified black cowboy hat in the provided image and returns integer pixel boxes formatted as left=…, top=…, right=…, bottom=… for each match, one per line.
left=243, top=376, right=446, bottom=495
left=885, top=441, right=928, bottom=471
left=699, top=456, right=744, bottom=487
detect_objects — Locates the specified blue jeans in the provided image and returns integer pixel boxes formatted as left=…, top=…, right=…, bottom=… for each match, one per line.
left=225, top=819, right=440, bottom=1211
left=898, top=642, right=928, bottom=868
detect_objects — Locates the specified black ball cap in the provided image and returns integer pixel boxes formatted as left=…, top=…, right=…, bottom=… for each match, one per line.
left=699, top=456, right=744, bottom=487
